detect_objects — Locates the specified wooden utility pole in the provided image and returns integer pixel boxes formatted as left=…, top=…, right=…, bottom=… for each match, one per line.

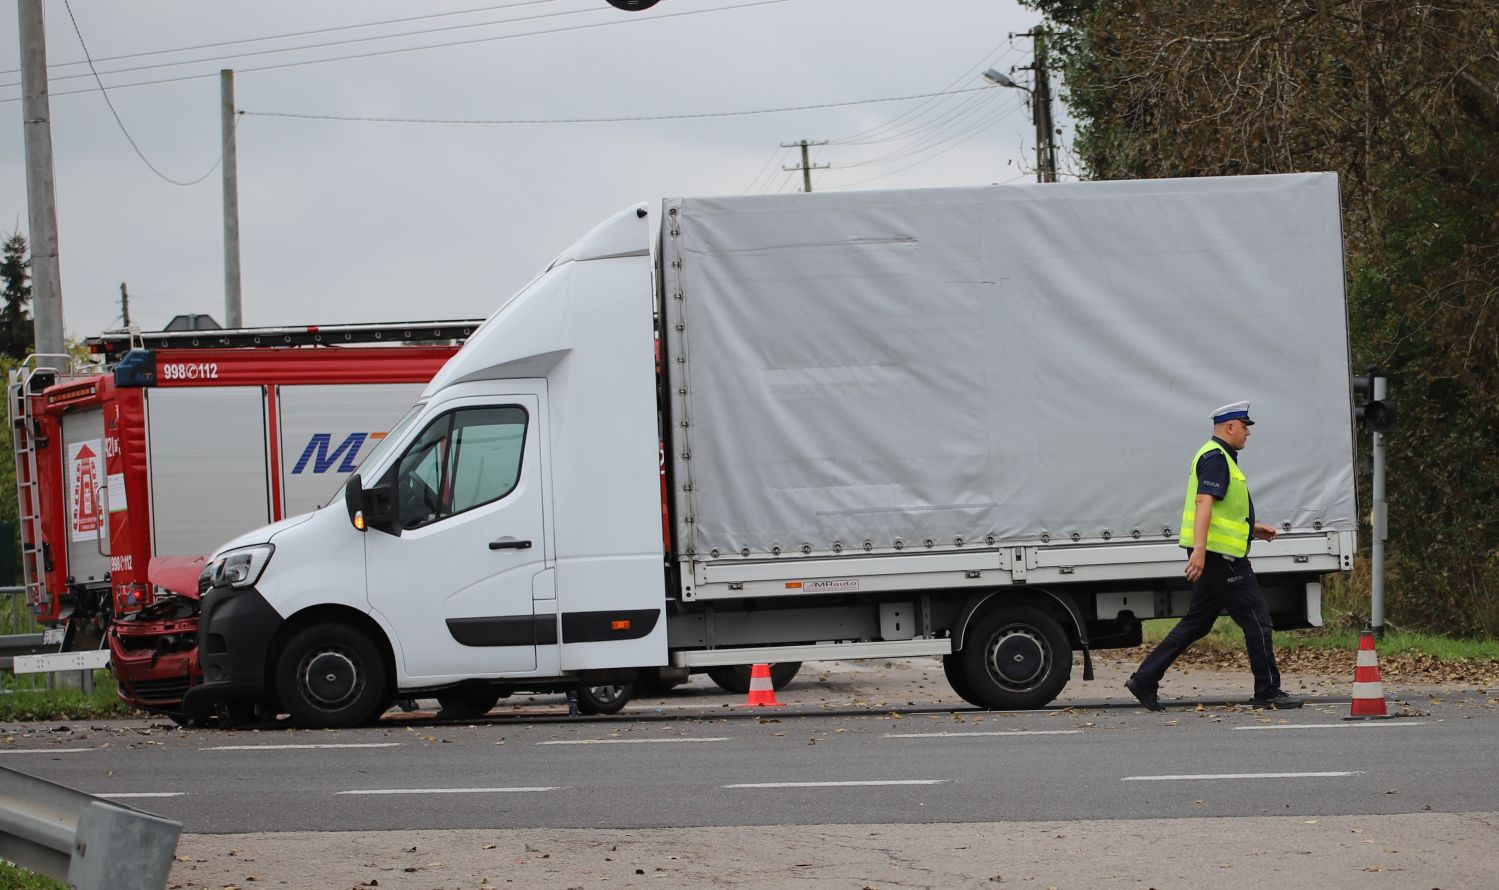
left=781, top=139, right=830, bottom=192
left=119, top=282, right=131, bottom=327
left=17, top=0, right=66, bottom=365
left=221, top=70, right=243, bottom=328
left=1019, top=28, right=1058, bottom=183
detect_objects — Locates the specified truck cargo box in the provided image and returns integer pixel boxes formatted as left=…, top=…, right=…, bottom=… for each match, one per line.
left=662, top=173, right=1355, bottom=576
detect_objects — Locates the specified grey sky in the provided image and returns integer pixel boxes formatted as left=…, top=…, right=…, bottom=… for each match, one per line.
left=2, top=0, right=1067, bottom=339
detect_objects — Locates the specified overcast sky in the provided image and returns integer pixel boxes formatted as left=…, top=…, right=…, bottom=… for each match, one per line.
left=1, top=0, right=1069, bottom=338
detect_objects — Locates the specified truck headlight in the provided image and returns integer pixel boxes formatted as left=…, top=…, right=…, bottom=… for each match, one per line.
left=209, top=544, right=275, bottom=589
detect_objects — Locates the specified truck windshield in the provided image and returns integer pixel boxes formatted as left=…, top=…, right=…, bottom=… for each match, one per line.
left=324, top=403, right=425, bottom=505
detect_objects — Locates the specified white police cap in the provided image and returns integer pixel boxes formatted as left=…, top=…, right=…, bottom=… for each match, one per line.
left=1211, top=401, right=1254, bottom=425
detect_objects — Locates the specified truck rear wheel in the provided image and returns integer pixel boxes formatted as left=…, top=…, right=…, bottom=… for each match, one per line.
left=275, top=623, right=390, bottom=729
left=958, top=604, right=1071, bottom=710
left=706, top=662, right=802, bottom=694
left=576, top=683, right=633, bottom=715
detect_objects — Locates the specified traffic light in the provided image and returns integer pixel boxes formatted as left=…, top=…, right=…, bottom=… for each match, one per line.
left=1352, top=366, right=1397, bottom=433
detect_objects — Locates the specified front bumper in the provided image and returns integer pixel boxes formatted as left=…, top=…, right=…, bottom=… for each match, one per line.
left=180, top=584, right=283, bottom=721
left=108, top=602, right=200, bottom=712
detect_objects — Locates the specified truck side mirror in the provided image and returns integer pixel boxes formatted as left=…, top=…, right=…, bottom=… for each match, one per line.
left=345, top=474, right=398, bottom=535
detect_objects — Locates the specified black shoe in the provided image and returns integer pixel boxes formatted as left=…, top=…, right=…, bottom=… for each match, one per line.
left=1251, top=691, right=1304, bottom=709
left=1125, top=676, right=1166, bottom=712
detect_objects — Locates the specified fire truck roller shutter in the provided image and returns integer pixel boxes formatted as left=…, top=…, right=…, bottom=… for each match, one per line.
left=276, top=383, right=427, bottom=517
left=61, top=410, right=110, bottom=584
left=146, top=387, right=271, bottom=558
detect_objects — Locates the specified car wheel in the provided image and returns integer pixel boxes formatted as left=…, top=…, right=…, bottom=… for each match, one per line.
left=436, top=686, right=503, bottom=720
left=275, top=623, right=389, bottom=729
left=576, top=683, right=633, bottom=715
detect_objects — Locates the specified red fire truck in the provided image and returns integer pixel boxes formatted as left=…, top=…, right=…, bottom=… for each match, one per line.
left=8, top=321, right=476, bottom=715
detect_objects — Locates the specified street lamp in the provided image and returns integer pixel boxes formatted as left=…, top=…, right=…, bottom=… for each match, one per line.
left=982, top=67, right=1027, bottom=92
left=981, top=66, right=1055, bottom=182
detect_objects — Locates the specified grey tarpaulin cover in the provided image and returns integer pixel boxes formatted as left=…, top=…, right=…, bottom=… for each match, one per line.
left=661, top=173, right=1356, bottom=562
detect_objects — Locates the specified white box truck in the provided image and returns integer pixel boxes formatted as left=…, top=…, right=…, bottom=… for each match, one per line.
left=182, top=173, right=1357, bottom=728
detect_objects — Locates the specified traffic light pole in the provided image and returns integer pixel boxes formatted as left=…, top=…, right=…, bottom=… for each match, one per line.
left=1370, top=375, right=1387, bottom=637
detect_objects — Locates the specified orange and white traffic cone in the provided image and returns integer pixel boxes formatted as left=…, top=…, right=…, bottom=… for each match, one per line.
left=738, top=663, right=785, bottom=707
left=1344, top=630, right=1393, bottom=720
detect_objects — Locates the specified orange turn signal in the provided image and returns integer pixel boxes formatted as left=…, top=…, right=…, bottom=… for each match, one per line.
left=611, top=619, right=631, bottom=631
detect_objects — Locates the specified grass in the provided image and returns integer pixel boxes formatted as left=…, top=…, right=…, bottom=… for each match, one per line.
left=1141, top=616, right=1499, bottom=662
left=0, top=860, right=66, bottom=890
left=0, top=670, right=137, bottom=722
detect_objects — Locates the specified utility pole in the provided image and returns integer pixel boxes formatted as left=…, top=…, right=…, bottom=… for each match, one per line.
left=781, top=139, right=829, bottom=192
left=119, top=282, right=131, bottom=328
left=221, top=70, right=243, bottom=329
left=17, top=0, right=66, bottom=367
left=1017, top=27, right=1058, bottom=183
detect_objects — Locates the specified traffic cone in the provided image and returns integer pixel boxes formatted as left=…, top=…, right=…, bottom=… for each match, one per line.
left=1344, top=630, right=1394, bottom=720
left=738, top=663, right=785, bottom=707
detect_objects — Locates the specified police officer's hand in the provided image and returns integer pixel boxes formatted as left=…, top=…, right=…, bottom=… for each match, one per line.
left=1252, top=522, right=1279, bottom=542
left=1185, top=547, right=1206, bottom=581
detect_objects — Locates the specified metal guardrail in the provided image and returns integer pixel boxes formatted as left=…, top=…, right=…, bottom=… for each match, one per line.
left=0, top=765, right=181, bottom=889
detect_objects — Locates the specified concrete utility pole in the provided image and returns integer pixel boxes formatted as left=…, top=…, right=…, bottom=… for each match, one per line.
left=17, top=0, right=66, bottom=366
left=221, top=70, right=243, bottom=329
left=1018, top=27, right=1059, bottom=183
left=781, top=139, right=830, bottom=192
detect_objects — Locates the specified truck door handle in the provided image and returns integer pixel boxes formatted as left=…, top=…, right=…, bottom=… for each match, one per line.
left=489, top=538, right=533, bottom=551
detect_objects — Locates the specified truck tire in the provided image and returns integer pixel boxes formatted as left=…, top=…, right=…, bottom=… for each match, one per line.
left=942, top=653, right=986, bottom=709
left=576, top=683, right=633, bottom=715
left=706, top=662, right=802, bottom=695
left=275, top=623, right=390, bottom=729
left=436, top=686, right=504, bottom=720
left=958, top=604, right=1071, bottom=710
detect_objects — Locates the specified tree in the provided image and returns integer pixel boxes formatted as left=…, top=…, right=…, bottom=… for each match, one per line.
left=1024, top=0, right=1499, bottom=636
left=0, top=231, right=33, bottom=360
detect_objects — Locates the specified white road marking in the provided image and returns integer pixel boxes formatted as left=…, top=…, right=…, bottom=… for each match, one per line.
left=204, top=743, right=403, bottom=751
left=337, top=787, right=559, bottom=795
left=538, top=737, right=729, bottom=746
left=98, top=792, right=186, bottom=799
left=883, top=730, right=1083, bottom=738
left=725, top=780, right=948, bottom=789
left=1123, top=771, right=1363, bottom=781
left=1234, top=722, right=1427, bottom=731
left=0, top=747, right=95, bottom=755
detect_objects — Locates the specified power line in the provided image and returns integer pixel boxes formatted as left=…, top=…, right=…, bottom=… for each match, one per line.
left=823, top=97, right=1025, bottom=191
left=239, top=86, right=997, bottom=126
left=0, top=0, right=557, bottom=77
left=828, top=41, right=1020, bottom=146
left=0, top=0, right=797, bottom=103
left=2, top=1, right=592, bottom=90
left=61, top=0, right=239, bottom=187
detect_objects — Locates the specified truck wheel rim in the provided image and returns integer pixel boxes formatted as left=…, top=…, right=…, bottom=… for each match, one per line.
left=302, top=649, right=362, bottom=708
left=986, top=628, right=1047, bottom=689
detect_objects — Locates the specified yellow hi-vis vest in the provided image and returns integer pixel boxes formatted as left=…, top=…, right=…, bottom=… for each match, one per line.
left=1178, top=440, right=1250, bottom=557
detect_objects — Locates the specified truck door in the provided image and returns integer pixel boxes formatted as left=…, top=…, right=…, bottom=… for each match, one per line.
left=364, top=393, right=546, bottom=679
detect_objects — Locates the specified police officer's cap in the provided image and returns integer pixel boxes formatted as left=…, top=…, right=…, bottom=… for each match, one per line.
left=1211, top=401, right=1254, bottom=426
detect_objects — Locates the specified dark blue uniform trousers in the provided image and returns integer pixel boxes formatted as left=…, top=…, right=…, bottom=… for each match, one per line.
left=1133, top=552, right=1282, bottom=699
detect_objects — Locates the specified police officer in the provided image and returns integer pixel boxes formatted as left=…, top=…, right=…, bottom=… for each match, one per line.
left=1125, top=401, right=1303, bottom=710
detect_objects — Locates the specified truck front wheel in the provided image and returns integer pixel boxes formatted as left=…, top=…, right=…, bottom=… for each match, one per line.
left=275, top=624, right=390, bottom=729
left=957, top=604, right=1071, bottom=710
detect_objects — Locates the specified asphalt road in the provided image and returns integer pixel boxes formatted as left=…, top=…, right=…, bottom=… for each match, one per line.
left=4, top=667, right=1494, bottom=836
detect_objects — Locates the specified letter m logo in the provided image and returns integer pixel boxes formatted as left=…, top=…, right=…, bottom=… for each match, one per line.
left=292, top=433, right=370, bottom=474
